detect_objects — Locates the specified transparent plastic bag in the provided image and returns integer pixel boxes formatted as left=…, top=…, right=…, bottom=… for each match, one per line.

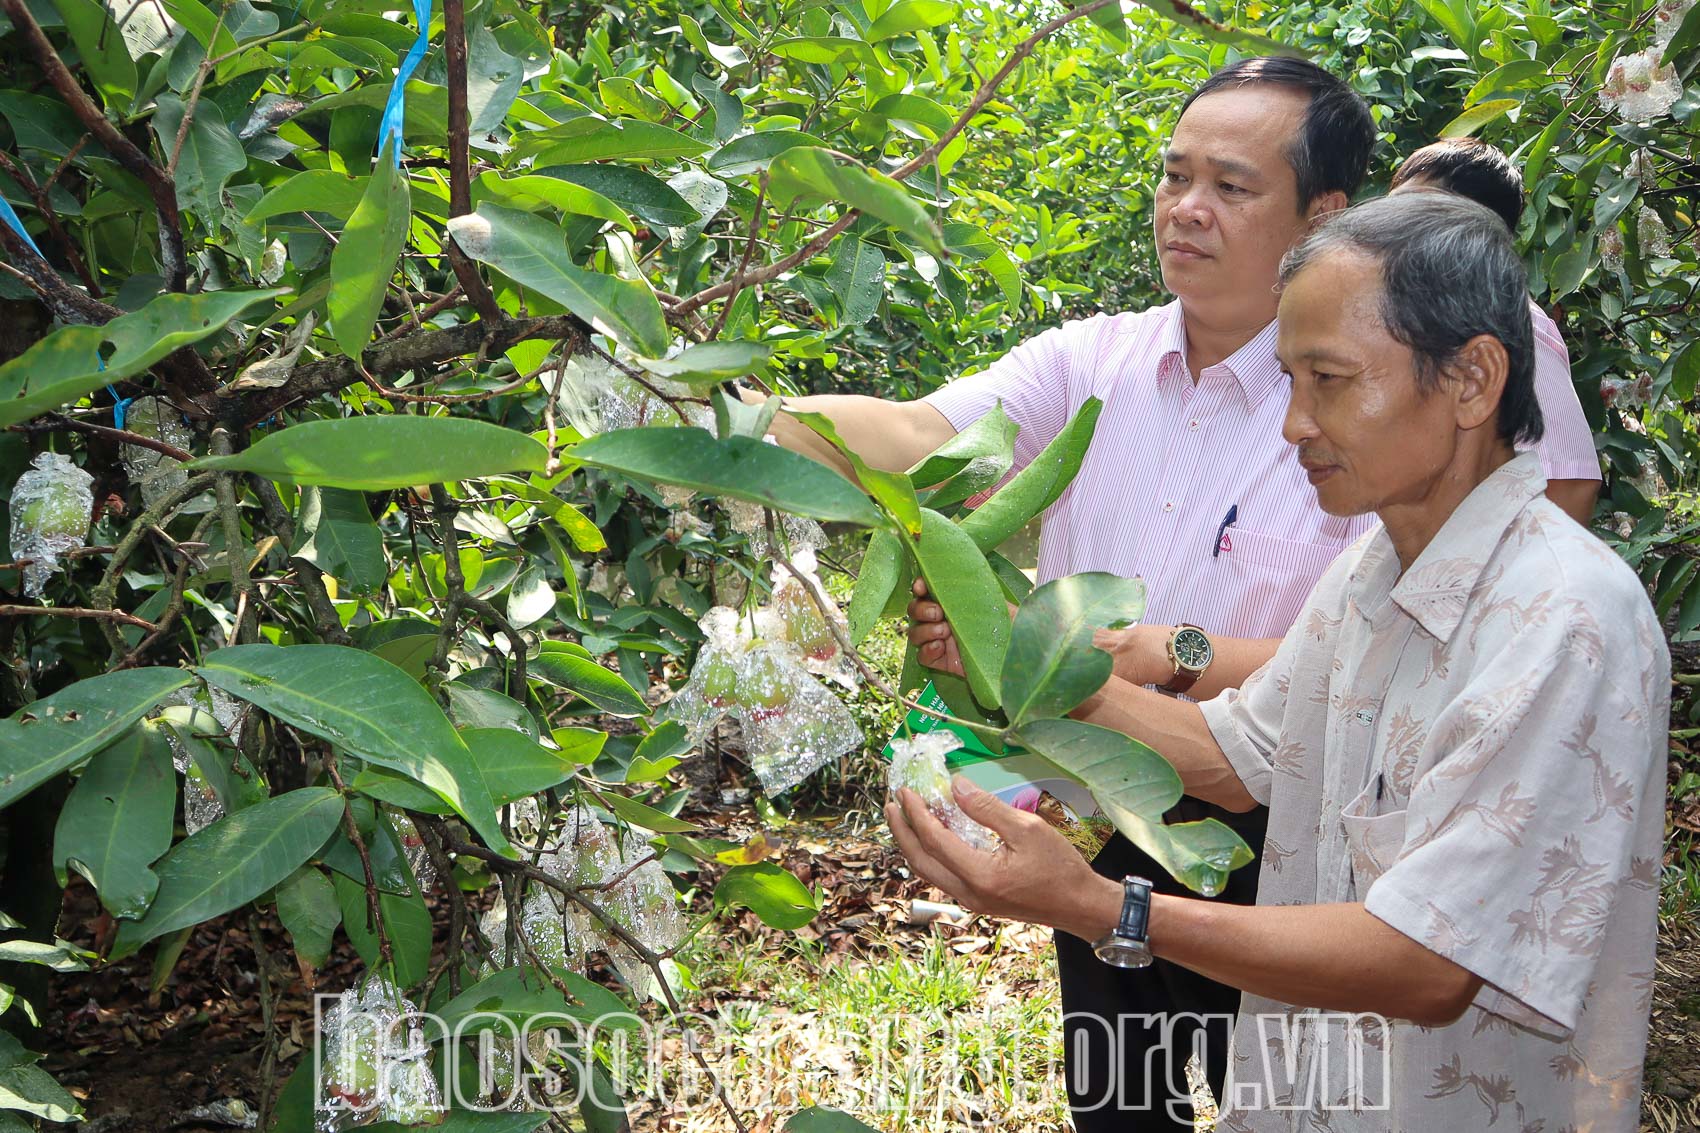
left=8, top=451, right=93, bottom=598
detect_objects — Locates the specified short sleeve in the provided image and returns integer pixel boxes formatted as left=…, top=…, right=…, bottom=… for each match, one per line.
left=1197, top=625, right=1304, bottom=808
left=1526, top=304, right=1601, bottom=482
left=1362, top=640, right=1659, bottom=1038
left=920, top=316, right=1102, bottom=468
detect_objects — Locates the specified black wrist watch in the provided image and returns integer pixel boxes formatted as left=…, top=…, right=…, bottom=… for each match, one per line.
left=1092, top=875, right=1154, bottom=968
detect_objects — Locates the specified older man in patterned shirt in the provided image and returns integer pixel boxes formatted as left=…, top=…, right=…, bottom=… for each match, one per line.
left=886, top=192, right=1667, bottom=1131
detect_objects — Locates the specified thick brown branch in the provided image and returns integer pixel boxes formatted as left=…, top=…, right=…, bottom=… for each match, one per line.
left=0, top=0, right=189, bottom=291
left=442, top=0, right=503, bottom=323
left=0, top=604, right=158, bottom=631
left=0, top=222, right=120, bottom=325
left=0, top=152, right=98, bottom=293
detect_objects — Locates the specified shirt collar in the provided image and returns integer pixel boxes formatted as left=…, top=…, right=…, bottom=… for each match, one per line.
left=1353, top=451, right=1549, bottom=642
left=1155, top=303, right=1286, bottom=408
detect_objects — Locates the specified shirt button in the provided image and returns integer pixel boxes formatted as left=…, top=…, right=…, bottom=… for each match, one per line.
left=1163, top=501, right=1174, bottom=512
left=1189, top=419, right=1200, bottom=430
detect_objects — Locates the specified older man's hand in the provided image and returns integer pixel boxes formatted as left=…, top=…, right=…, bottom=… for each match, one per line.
left=885, top=775, right=1119, bottom=943
left=905, top=578, right=966, bottom=678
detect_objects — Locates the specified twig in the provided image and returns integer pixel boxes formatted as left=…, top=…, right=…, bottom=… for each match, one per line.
left=0, top=604, right=159, bottom=631
left=707, top=176, right=768, bottom=341
left=378, top=287, right=464, bottom=341
left=246, top=907, right=282, bottom=1132
left=10, top=412, right=193, bottom=461
left=326, top=761, right=394, bottom=968
left=442, top=0, right=503, bottom=323
left=166, top=8, right=230, bottom=177
left=211, top=428, right=258, bottom=645
left=112, top=552, right=192, bottom=669
left=0, top=150, right=99, bottom=292
left=90, top=472, right=215, bottom=652
left=247, top=476, right=353, bottom=647
left=428, top=485, right=467, bottom=679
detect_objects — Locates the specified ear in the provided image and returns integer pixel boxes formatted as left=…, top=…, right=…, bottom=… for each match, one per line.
left=1446, top=334, right=1509, bottom=433
left=1305, top=189, right=1350, bottom=222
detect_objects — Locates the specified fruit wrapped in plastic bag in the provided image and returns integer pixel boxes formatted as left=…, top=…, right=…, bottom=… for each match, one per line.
left=734, top=643, right=862, bottom=794
left=760, top=548, right=859, bottom=691
left=379, top=1026, right=442, bottom=1125
left=662, top=606, right=753, bottom=744
left=119, top=396, right=190, bottom=508
left=887, top=732, right=999, bottom=852
left=316, top=973, right=419, bottom=1130
left=8, top=451, right=93, bottom=598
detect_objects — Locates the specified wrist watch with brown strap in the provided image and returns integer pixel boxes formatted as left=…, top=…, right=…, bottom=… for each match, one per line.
left=1159, top=623, right=1214, bottom=696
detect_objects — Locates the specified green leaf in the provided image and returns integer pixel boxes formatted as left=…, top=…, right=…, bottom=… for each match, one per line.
left=1673, top=339, right=1700, bottom=402
left=786, top=410, right=921, bottom=533
left=152, top=94, right=247, bottom=221
left=328, top=144, right=410, bottom=358
left=785, top=1108, right=881, bottom=1133
left=769, top=148, right=943, bottom=253
left=986, top=549, right=1033, bottom=604
left=909, top=509, right=1010, bottom=707
left=1128, top=0, right=1298, bottom=54
left=706, top=129, right=825, bottom=177
left=960, top=397, right=1103, bottom=552
left=1663, top=0, right=1700, bottom=62
left=599, top=76, right=669, bottom=121
left=601, top=791, right=700, bottom=833
left=570, top=428, right=884, bottom=526
left=56, top=0, right=136, bottom=105
left=906, top=403, right=1019, bottom=489
left=522, top=116, right=711, bottom=165
left=507, top=561, right=556, bottom=629
left=0, top=1063, right=81, bottom=1123
left=635, top=341, right=773, bottom=385
left=0, top=939, right=90, bottom=971
left=275, top=867, right=340, bottom=968
left=1594, top=175, right=1640, bottom=230
left=1001, top=573, right=1145, bottom=727
left=111, top=787, right=345, bottom=958
left=472, top=171, right=635, bottom=232
left=1097, top=806, right=1253, bottom=898
left=334, top=870, right=432, bottom=987
left=1009, top=717, right=1183, bottom=829
left=847, top=528, right=904, bottom=644
left=0, top=668, right=193, bottom=810
left=1464, top=59, right=1550, bottom=105
left=1438, top=98, right=1518, bottom=138
left=247, top=170, right=371, bottom=224
left=537, top=165, right=701, bottom=228
left=1547, top=247, right=1592, bottom=299
left=190, top=416, right=548, bottom=491
left=292, top=487, right=386, bottom=593
left=0, top=289, right=284, bottom=429
left=448, top=204, right=670, bottom=356
left=769, top=37, right=878, bottom=66
left=434, top=965, right=590, bottom=1035
left=196, top=645, right=510, bottom=853
left=531, top=651, right=648, bottom=716
left=866, top=0, right=958, bottom=41
left=714, top=862, right=818, bottom=929
left=826, top=234, right=886, bottom=326
left=52, top=723, right=176, bottom=919
left=504, top=479, right=607, bottom=552
left=869, top=93, right=954, bottom=136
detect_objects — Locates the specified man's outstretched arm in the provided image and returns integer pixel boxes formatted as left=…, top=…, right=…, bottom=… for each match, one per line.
left=742, top=389, right=959, bottom=479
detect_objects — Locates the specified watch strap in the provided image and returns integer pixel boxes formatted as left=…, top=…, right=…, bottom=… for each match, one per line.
left=1117, top=876, right=1152, bottom=943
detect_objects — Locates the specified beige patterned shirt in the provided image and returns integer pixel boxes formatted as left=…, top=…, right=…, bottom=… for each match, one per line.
left=1198, top=452, right=1668, bottom=1133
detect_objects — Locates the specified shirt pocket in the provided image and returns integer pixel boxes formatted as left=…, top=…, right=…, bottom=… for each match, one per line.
left=1339, top=781, right=1409, bottom=896
left=1217, top=527, right=1347, bottom=632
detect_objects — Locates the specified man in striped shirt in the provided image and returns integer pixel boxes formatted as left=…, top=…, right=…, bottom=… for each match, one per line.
left=759, top=58, right=1597, bottom=1130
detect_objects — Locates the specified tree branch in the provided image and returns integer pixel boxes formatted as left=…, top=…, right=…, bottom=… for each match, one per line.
left=0, top=604, right=158, bottom=631
left=9, top=413, right=193, bottom=462
left=0, top=0, right=190, bottom=291
left=0, top=151, right=99, bottom=293
left=442, top=0, right=503, bottom=323
left=211, top=428, right=258, bottom=644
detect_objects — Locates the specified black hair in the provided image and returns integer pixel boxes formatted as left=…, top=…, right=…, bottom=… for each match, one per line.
left=1391, top=138, right=1524, bottom=231
left=1180, top=57, right=1376, bottom=211
left=1280, top=194, right=1544, bottom=447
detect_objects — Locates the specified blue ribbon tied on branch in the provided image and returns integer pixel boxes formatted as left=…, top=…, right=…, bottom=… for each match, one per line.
left=378, top=0, right=435, bottom=164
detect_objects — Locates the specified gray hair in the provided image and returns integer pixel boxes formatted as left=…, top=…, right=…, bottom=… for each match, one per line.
left=1278, top=193, right=1543, bottom=446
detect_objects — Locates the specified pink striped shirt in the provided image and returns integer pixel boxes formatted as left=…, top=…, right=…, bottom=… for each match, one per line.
left=922, top=300, right=1599, bottom=640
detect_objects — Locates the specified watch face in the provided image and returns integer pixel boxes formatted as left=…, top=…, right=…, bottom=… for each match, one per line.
left=1173, top=628, right=1212, bottom=670
left=1094, top=938, right=1153, bottom=969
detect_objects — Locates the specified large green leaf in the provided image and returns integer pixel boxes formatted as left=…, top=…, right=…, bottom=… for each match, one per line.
left=433, top=965, right=593, bottom=1035
left=1009, top=717, right=1182, bottom=828
left=906, top=403, right=1018, bottom=489
left=601, top=790, right=700, bottom=832
left=1001, top=573, right=1145, bottom=727
left=0, top=668, right=193, bottom=809
left=866, top=0, right=958, bottom=41
left=826, top=233, right=886, bottom=326
left=846, top=528, right=905, bottom=645
left=472, top=171, right=634, bottom=231
left=1097, top=804, right=1254, bottom=898
left=714, top=862, right=818, bottom=929
left=153, top=94, right=247, bottom=222
left=706, top=129, right=825, bottom=177
left=520, top=116, right=711, bottom=165
left=190, top=416, right=548, bottom=491
left=1129, top=0, right=1301, bottom=56
left=110, top=787, right=345, bottom=958
left=536, top=165, right=701, bottom=228
left=768, top=148, right=943, bottom=252
left=785, top=1109, right=881, bottom=1133
left=196, top=645, right=510, bottom=853
left=52, top=723, right=177, bottom=919
left=353, top=727, right=590, bottom=811
left=247, top=170, right=371, bottom=223
left=328, top=145, right=410, bottom=358
left=292, top=487, right=386, bottom=592
left=634, top=341, right=773, bottom=385
left=530, top=652, right=648, bottom=716
left=447, top=204, right=670, bottom=356
left=334, top=870, right=432, bottom=986
left=0, top=290, right=284, bottom=429
left=909, top=509, right=1010, bottom=707
left=769, top=37, right=878, bottom=66
left=571, top=428, right=883, bottom=526
left=959, top=397, right=1102, bottom=552
left=1438, top=98, right=1517, bottom=138
left=56, top=0, right=136, bottom=105
left=275, top=866, right=341, bottom=968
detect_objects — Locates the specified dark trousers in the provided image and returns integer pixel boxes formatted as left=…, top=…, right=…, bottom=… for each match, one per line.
left=1055, top=801, right=1268, bottom=1132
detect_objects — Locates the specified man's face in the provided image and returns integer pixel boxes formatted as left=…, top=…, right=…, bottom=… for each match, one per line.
left=1276, top=249, right=1460, bottom=518
left=1154, top=85, right=1319, bottom=323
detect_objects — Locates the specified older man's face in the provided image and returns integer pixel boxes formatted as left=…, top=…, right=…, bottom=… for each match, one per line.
left=1155, top=85, right=1317, bottom=327
left=1276, top=249, right=1460, bottom=518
